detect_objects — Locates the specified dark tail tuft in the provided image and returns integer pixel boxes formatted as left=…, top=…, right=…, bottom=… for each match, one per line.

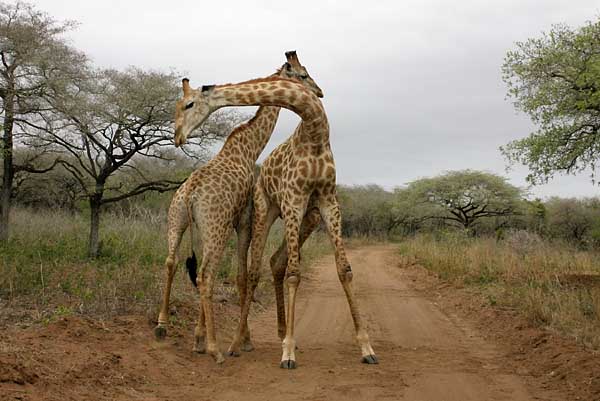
left=186, top=252, right=198, bottom=287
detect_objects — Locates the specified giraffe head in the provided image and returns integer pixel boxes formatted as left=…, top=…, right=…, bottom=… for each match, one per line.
left=174, top=80, right=215, bottom=147
left=278, top=50, right=323, bottom=98
left=174, top=51, right=323, bottom=147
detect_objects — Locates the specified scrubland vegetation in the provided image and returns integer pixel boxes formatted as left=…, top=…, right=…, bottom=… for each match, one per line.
left=400, top=232, right=600, bottom=349
left=0, top=202, right=330, bottom=321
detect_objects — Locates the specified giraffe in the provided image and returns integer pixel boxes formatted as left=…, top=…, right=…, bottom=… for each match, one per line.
left=154, top=52, right=323, bottom=364
left=227, top=53, right=378, bottom=369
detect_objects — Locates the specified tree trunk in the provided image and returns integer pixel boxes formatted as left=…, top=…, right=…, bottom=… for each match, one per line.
left=88, top=197, right=101, bottom=258
left=0, top=88, right=15, bottom=243
left=0, top=165, right=12, bottom=242
left=88, top=183, right=104, bottom=258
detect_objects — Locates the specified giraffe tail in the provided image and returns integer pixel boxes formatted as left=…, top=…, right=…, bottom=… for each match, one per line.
left=186, top=252, right=198, bottom=287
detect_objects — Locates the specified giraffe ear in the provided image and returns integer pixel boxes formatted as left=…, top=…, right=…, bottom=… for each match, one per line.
left=182, top=78, right=190, bottom=96
left=284, top=62, right=292, bottom=71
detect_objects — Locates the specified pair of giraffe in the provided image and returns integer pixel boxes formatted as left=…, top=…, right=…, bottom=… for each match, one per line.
left=155, top=51, right=378, bottom=369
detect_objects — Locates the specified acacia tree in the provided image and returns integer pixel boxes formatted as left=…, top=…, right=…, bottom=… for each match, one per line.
left=0, top=1, right=85, bottom=241
left=402, top=170, right=523, bottom=231
left=502, top=18, right=600, bottom=184
left=26, top=67, right=244, bottom=257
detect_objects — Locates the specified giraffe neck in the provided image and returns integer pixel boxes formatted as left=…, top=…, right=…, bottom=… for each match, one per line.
left=218, top=106, right=281, bottom=163
left=211, top=78, right=328, bottom=146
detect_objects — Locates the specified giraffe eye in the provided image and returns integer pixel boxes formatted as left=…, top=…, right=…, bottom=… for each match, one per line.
left=300, top=74, right=308, bottom=80
left=185, top=101, right=195, bottom=110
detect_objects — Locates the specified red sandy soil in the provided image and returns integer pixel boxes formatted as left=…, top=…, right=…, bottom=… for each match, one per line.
left=1, top=244, right=599, bottom=400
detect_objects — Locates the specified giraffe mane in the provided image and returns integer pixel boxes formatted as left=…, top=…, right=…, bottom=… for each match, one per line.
left=216, top=75, right=300, bottom=89
left=216, top=69, right=309, bottom=148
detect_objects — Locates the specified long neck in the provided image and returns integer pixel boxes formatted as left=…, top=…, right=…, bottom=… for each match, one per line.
left=212, top=78, right=328, bottom=145
left=218, top=105, right=281, bottom=162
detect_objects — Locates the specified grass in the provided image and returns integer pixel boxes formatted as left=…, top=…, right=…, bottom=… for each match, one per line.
left=399, top=231, right=600, bottom=349
left=0, top=207, right=331, bottom=322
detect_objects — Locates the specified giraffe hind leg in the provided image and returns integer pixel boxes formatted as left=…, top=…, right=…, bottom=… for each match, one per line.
left=155, top=200, right=188, bottom=340
left=319, top=195, right=378, bottom=364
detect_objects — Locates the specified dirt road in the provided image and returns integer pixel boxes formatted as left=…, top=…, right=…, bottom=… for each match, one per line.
left=2, top=244, right=565, bottom=401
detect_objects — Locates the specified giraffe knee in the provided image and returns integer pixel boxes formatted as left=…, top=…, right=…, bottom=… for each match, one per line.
left=286, top=274, right=300, bottom=286
left=248, top=271, right=260, bottom=287
left=339, top=265, right=353, bottom=282
left=165, top=256, right=176, bottom=269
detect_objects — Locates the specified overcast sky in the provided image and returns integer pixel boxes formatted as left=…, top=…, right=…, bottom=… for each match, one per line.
left=36, top=0, right=600, bottom=198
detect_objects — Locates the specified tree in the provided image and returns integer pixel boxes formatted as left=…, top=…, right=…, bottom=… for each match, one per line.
left=545, top=197, right=600, bottom=245
left=25, top=67, right=245, bottom=257
left=402, top=170, right=524, bottom=231
left=0, top=1, right=85, bottom=241
left=337, top=184, right=399, bottom=237
left=501, top=18, right=600, bottom=184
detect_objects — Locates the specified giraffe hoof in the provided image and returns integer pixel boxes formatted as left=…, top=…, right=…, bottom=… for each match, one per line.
left=361, top=354, right=379, bottom=364
left=227, top=350, right=241, bottom=357
left=241, top=341, right=254, bottom=352
left=154, top=325, right=167, bottom=341
left=280, top=359, right=297, bottom=369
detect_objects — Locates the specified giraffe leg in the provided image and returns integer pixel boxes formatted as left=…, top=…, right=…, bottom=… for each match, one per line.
left=279, top=200, right=309, bottom=369
left=235, top=199, right=254, bottom=353
left=228, top=183, right=279, bottom=356
left=319, top=193, right=378, bottom=364
left=192, top=298, right=206, bottom=353
left=270, top=206, right=321, bottom=341
left=197, top=233, right=229, bottom=364
left=155, top=197, right=188, bottom=340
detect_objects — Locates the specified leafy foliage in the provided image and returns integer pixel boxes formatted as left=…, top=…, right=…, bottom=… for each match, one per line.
left=502, top=18, right=600, bottom=183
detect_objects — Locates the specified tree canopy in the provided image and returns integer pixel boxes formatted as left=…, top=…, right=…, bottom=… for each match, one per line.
left=502, top=18, right=600, bottom=184
left=400, top=170, right=524, bottom=230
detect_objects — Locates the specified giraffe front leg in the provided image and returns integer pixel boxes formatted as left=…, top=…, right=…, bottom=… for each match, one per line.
left=269, top=207, right=321, bottom=341
left=280, top=203, right=306, bottom=369
left=319, top=195, right=378, bottom=365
